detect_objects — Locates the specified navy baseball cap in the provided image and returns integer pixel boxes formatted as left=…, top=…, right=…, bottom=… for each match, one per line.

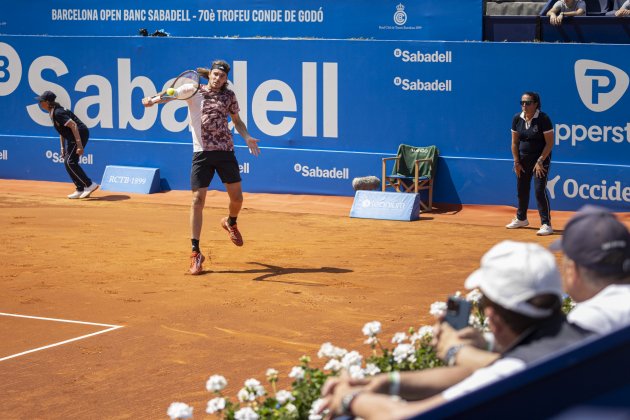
left=550, top=205, right=630, bottom=275
left=35, top=90, right=56, bottom=102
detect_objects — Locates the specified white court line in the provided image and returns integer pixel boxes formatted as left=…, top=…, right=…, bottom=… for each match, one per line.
left=0, top=312, right=123, bottom=362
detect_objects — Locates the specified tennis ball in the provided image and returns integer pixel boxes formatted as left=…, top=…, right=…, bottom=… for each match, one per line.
left=166, top=88, right=175, bottom=96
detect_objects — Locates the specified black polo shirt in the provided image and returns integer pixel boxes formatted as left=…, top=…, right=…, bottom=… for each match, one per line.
left=511, top=110, right=553, bottom=156
left=50, top=106, right=88, bottom=141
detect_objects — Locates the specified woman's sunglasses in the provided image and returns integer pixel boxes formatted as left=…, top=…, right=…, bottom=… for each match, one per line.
left=520, top=100, right=535, bottom=106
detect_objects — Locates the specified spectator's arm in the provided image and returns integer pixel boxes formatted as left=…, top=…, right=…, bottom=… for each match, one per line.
left=344, top=392, right=448, bottom=420
left=396, top=366, right=475, bottom=401
left=561, top=8, right=584, bottom=16
left=547, top=5, right=564, bottom=25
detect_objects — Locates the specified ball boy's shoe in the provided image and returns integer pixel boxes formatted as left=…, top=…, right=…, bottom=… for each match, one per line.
left=505, top=218, right=529, bottom=229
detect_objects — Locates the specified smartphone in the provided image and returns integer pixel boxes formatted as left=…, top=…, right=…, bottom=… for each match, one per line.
left=444, top=296, right=472, bottom=330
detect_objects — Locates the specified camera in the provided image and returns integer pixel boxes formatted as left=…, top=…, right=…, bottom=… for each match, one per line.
left=444, top=296, right=472, bottom=330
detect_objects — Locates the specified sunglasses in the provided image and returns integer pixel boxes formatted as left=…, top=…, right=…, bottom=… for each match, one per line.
left=520, top=100, right=535, bottom=106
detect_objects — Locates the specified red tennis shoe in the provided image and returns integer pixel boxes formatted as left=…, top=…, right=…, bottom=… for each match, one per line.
left=189, top=251, right=205, bottom=275
left=221, top=217, right=244, bottom=247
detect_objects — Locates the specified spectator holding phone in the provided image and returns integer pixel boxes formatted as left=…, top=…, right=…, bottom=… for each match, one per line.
left=318, top=241, right=592, bottom=419
left=547, top=0, right=586, bottom=26
left=434, top=205, right=630, bottom=374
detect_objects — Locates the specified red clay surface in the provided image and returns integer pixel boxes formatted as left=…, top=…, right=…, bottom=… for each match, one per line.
left=1, top=179, right=628, bottom=419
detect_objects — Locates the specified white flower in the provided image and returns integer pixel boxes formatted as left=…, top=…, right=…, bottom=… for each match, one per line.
left=317, top=342, right=334, bottom=358
left=276, top=389, right=295, bottom=405
left=317, top=342, right=347, bottom=359
left=206, top=397, right=226, bottom=414
left=206, top=374, right=228, bottom=392
left=235, top=406, right=259, bottom=420
left=238, top=387, right=255, bottom=402
left=411, top=326, right=434, bottom=344
left=364, top=336, right=378, bottom=345
left=244, top=378, right=261, bottom=388
left=243, top=378, right=266, bottom=397
left=430, top=301, right=447, bottom=318
left=309, top=398, right=328, bottom=420
left=286, top=403, right=297, bottom=414
left=348, top=364, right=365, bottom=379
left=341, top=350, right=362, bottom=370
left=418, top=325, right=434, bottom=338
left=391, top=332, right=407, bottom=344
left=324, top=359, right=343, bottom=372
left=362, top=321, right=382, bottom=337
left=466, top=288, right=483, bottom=304
left=266, top=368, right=279, bottom=381
left=364, top=363, right=381, bottom=376
left=167, top=402, right=193, bottom=419
left=288, top=366, right=305, bottom=381
left=393, top=343, right=415, bottom=364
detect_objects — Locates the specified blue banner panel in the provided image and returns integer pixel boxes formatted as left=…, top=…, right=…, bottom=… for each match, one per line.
left=101, top=165, right=161, bottom=194
left=0, top=0, right=482, bottom=41
left=350, top=191, right=421, bottom=221
left=0, top=36, right=628, bottom=211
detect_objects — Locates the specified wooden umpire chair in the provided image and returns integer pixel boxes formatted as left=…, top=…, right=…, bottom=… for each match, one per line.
left=382, top=144, right=439, bottom=212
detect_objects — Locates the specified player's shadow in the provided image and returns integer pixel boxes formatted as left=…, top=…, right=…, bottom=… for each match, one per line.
left=88, top=195, right=131, bottom=201
left=208, top=262, right=353, bottom=285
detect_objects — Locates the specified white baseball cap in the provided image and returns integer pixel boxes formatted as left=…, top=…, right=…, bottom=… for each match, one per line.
left=465, top=241, right=563, bottom=318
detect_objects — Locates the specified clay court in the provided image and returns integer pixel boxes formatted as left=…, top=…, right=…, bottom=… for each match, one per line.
left=1, top=179, right=628, bottom=419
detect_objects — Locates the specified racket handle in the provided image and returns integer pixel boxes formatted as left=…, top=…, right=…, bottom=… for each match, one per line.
left=150, top=95, right=161, bottom=104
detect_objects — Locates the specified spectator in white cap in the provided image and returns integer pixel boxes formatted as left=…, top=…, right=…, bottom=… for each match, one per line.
left=551, top=205, right=630, bottom=334
left=318, top=241, right=592, bottom=420
left=432, top=205, right=630, bottom=381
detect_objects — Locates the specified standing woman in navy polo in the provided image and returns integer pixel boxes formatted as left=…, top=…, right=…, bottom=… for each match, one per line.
left=506, top=92, right=554, bottom=236
left=36, top=91, right=99, bottom=199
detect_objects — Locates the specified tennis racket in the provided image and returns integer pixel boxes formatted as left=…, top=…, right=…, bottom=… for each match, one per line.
left=150, top=69, right=200, bottom=104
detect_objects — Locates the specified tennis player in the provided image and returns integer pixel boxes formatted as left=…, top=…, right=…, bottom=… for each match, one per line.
left=142, top=60, right=260, bottom=275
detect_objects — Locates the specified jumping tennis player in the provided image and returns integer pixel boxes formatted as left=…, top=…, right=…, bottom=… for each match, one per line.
left=142, top=60, right=260, bottom=275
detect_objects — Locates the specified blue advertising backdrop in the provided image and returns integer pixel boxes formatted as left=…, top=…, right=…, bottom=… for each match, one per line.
left=0, top=0, right=482, bottom=41
left=0, top=36, right=628, bottom=211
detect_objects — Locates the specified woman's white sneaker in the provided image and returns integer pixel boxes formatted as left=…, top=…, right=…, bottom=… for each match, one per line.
left=506, top=218, right=529, bottom=229
left=67, top=190, right=82, bottom=199
left=79, top=183, right=99, bottom=198
left=537, top=224, right=554, bottom=236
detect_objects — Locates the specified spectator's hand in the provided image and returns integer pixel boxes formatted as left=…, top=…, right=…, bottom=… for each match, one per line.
left=534, top=161, right=547, bottom=178
left=616, top=8, right=630, bottom=16
left=550, top=12, right=562, bottom=26
left=319, top=371, right=363, bottom=419
left=245, top=137, right=260, bottom=157
left=320, top=371, right=371, bottom=398
left=432, top=321, right=486, bottom=360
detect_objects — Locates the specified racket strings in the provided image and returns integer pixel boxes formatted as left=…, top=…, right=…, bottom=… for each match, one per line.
left=171, top=70, right=200, bottom=99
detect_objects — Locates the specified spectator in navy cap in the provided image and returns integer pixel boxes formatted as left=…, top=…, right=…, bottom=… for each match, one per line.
left=550, top=205, right=630, bottom=334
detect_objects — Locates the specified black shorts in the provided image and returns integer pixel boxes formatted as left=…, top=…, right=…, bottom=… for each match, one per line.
left=190, top=151, right=242, bottom=190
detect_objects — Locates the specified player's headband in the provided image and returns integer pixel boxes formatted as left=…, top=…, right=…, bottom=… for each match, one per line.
left=211, top=63, right=229, bottom=74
